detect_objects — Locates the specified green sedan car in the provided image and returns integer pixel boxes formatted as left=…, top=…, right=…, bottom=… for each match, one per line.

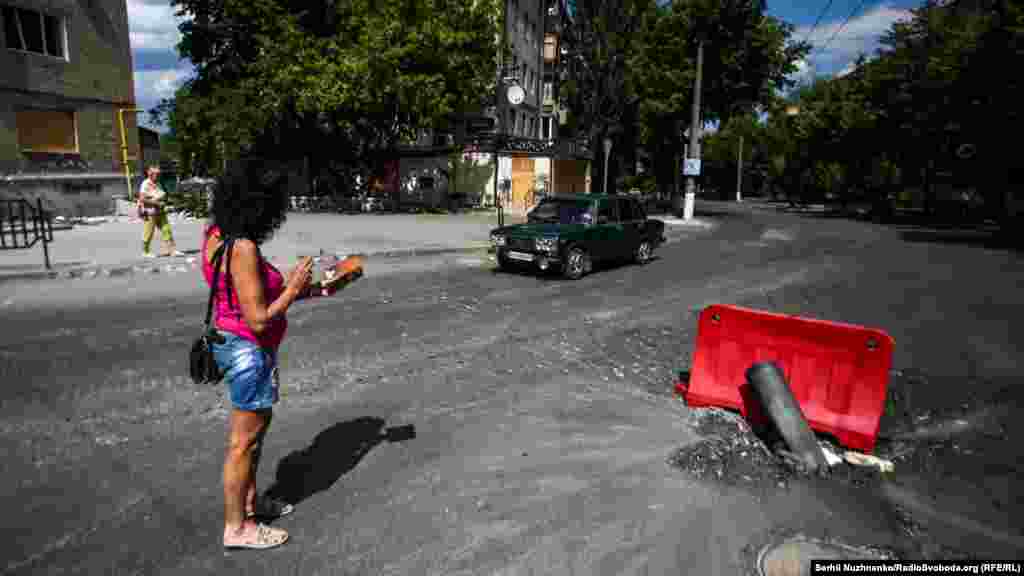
left=490, top=194, right=667, bottom=279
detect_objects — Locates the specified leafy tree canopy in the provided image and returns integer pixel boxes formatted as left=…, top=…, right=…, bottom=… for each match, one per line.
left=157, top=0, right=501, bottom=179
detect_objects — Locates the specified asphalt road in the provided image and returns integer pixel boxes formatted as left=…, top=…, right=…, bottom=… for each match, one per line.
left=2, top=201, right=1022, bottom=575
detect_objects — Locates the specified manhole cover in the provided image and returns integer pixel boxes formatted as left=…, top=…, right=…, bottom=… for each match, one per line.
left=757, top=537, right=888, bottom=576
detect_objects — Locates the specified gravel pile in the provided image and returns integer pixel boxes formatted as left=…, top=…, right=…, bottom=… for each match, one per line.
left=669, top=408, right=799, bottom=487
left=669, top=407, right=888, bottom=490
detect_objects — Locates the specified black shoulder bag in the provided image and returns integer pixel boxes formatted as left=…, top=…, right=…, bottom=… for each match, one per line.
left=189, top=238, right=234, bottom=385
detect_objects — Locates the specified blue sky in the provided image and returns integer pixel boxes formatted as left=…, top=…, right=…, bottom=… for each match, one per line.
left=128, top=0, right=923, bottom=130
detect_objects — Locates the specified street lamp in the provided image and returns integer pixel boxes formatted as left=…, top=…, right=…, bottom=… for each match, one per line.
left=603, top=137, right=612, bottom=195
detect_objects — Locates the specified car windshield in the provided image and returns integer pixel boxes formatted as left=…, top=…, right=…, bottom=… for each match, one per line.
left=527, top=199, right=592, bottom=224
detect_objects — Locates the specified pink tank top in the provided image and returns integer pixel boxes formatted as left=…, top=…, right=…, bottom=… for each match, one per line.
left=201, top=225, right=287, bottom=349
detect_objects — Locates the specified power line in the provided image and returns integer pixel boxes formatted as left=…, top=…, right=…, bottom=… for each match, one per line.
left=809, top=32, right=886, bottom=52
left=816, top=0, right=873, bottom=55
left=801, top=0, right=837, bottom=45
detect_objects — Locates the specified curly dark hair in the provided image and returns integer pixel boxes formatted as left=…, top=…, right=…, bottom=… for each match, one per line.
left=211, top=157, right=291, bottom=245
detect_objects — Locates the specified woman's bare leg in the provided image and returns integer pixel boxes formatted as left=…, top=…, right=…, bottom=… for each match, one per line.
left=245, top=410, right=272, bottom=516
left=224, top=409, right=269, bottom=535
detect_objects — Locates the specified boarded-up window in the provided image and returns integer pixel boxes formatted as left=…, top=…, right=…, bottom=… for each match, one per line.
left=2, top=6, right=65, bottom=58
left=544, top=35, right=557, bottom=62
left=16, top=109, right=78, bottom=153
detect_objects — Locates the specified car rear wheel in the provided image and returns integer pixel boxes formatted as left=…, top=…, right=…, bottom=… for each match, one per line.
left=563, top=246, right=589, bottom=280
left=634, top=240, right=653, bottom=265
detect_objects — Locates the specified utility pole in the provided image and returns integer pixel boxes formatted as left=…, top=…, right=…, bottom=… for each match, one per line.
left=735, top=134, right=744, bottom=203
left=682, top=39, right=704, bottom=220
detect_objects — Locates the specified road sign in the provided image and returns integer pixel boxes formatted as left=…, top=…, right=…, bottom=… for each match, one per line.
left=682, top=159, right=702, bottom=176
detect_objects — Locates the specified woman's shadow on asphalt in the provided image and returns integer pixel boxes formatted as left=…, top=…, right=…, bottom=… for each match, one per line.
left=263, top=417, right=416, bottom=506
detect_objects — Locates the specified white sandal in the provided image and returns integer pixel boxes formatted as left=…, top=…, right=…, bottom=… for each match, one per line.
left=223, top=523, right=289, bottom=550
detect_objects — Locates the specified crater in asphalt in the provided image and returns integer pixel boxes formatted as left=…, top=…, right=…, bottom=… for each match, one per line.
left=672, top=373, right=1023, bottom=561
left=668, top=408, right=822, bottom=490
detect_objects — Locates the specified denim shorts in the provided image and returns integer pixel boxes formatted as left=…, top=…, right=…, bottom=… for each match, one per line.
left=211, top=331, right=279, bottom=411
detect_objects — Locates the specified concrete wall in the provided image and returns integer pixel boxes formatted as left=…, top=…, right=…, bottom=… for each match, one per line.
left=1, top=174, right=123, bottom=218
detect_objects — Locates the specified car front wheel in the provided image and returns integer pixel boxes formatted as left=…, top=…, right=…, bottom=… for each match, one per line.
left=563, top=246, right=589, bottom=280
left=634, top=240, right=653, bottom=265
left=496, top=252, right=513, bottom=272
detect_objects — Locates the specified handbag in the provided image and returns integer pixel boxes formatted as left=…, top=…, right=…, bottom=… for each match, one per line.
left=189, top=238, right=233, bottom=385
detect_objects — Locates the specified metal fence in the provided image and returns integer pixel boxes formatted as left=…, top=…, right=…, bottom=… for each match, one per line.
left=0, top=197, right=54, bottom=269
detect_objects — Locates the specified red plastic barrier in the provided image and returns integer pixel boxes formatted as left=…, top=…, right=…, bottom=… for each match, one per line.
left=675, top=304, right=895, bottom=453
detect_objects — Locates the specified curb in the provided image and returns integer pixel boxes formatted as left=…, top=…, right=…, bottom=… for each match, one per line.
left=343, top=243, right=492, bottom=260
left=0, top=223, right=713, bottom=286
left=0, top=243, right=494, bottom=285
left=650, top=216, right=719, bottom=229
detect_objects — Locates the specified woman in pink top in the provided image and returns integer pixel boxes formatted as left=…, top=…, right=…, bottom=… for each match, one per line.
left=203, top=158, right=317, bottom=550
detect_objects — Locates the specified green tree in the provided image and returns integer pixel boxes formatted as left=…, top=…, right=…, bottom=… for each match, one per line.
left=159, top=0, right=500, bottom=206
left=560, top=0, right=658, bottom=195
left=628, top=0, right=809, bottom=204
left=444, top=153, right=494, bottom=208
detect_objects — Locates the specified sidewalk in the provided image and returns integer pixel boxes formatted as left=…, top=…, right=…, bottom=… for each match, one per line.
left=0, top=210, right=716, bottom=284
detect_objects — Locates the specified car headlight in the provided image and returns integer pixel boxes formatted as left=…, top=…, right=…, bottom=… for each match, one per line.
left=535, top=237, right=558, bottom=253
left=491, top=234, right=506, bottom=246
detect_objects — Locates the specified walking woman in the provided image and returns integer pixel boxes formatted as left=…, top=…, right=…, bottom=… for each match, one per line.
left=138, top=165, right=184, bottom=258
left=202, top=158, right=315, bottom=550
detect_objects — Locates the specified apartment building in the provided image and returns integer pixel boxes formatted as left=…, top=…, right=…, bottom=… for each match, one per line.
left=489, top=0, right=590, bottom=211
left=541, top=0, right=587, bottom=195
left=0, top=0, right=138, bottom=218
left=388, top=0, right=589, bottom=211
left=502, top=0, right=543, bottom=139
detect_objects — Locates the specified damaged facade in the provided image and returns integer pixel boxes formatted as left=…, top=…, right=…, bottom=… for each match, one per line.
left=0, top=0, right=138, bottom=218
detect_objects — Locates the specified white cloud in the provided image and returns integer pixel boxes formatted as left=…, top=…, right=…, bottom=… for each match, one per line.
left=786, top=58, right=814, bottom=87
left=127, top=0, right=186, bottom=51
left=835, top=62, right=857, bottom=78
left=133, top=67, right=192, bottom=123
left=795, top=3, right=913, bottom=76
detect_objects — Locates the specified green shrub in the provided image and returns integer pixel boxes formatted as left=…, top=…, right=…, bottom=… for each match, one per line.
left=164, top=180, right=213, bottom=219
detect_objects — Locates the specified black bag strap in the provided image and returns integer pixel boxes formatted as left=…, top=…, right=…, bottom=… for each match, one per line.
left=204, top=236, right=234, bottom=330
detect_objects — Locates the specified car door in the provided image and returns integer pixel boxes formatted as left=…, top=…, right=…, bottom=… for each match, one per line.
left=617, top=197, right=641, bottom=259
left=593, top=198, right=622, bottom=262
